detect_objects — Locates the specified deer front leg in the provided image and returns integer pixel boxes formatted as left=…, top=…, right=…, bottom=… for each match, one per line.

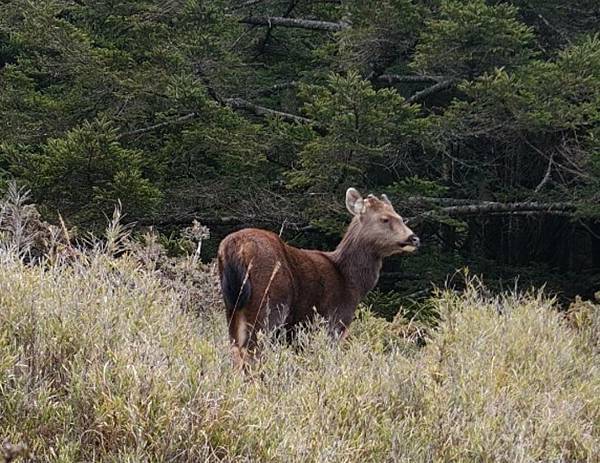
left=329, top=308, right=353, bottom=341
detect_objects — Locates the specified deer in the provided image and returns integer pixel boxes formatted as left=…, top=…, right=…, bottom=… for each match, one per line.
left=217, top=187, right=420, bottom=369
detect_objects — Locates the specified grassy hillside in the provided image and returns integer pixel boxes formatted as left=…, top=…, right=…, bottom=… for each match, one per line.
left=0, top=229, right=598, bottom=462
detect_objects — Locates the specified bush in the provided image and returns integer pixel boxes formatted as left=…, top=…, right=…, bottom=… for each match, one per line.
left=0, top=242, right=598, bottom=461
left=12, top=118, right=162, bottom=225
left=0, top=192, right=597, bottom=461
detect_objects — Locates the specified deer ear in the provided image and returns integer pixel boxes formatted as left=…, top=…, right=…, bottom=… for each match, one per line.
left=380, top=194, right=392, bottom=206
left=345, top=188, right=364, bottom=216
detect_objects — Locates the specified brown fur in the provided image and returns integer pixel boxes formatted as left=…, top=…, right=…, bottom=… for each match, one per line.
left=217, top=188, right=419, bottom=369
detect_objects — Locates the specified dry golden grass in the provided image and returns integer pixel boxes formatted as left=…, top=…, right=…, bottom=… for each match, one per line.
left=0, top=191, right=598, bottom=462
left=0, top=248, right=598, bottom=462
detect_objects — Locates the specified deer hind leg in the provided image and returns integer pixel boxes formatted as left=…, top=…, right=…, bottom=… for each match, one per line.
left=267, top=302, right=291, bottom=338
left=229, top=263, right=289, bottom=370
left=229, top=308, right=266, bottom=371
left=229, top=310, right=251, bottom=371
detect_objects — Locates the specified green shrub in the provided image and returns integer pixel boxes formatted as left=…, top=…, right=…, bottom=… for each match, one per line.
left=14, top=118, right=162, bottom=225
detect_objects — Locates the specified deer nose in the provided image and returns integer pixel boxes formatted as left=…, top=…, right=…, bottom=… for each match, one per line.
left=409, top=234, right=420, bottom=248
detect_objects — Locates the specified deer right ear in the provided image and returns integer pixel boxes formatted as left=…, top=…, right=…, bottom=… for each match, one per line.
left=345, top=188, right=364, bottom=216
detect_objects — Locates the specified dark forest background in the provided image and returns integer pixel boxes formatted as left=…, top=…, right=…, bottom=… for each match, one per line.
left=1, top=0, right=599, bottom=316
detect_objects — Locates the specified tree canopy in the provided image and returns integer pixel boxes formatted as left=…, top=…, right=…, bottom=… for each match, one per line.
left=1, top=0, right=599, bottom=307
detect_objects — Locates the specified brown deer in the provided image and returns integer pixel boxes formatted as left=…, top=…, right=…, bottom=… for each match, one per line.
left=217, top=188, right=420, bottom=368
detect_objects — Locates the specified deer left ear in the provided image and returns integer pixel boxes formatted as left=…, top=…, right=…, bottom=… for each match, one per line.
left=380, top=194, right=392, bottom=206
left=345, top=188, right=364, bottom=216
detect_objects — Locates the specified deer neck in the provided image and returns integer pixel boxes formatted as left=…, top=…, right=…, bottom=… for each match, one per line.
left=329, top=219, right=383, bottom=298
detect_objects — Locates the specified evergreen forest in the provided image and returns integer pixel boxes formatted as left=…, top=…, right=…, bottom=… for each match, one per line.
left=2, top=0, right=600, bottom=311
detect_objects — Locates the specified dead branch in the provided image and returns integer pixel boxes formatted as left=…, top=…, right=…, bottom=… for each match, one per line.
left=255, top=1, right=299, bottom=57
left=524, top=1, right=572, bottom=45
left=142, top=200, right=578, bottom=232
left=225, top=97, right=313, bottom=124
left=229, top=0, right=340, bottom=9
left=253, top=81, right=299, bottom=96
left=377, top=74, right=447, bottom=85
left=229, top=0, right=267, bottom=10
left=411, top=201, right=576, bottom=222
left=535, top=154, right=554, bottom=192
left=118, top=112, right=197, bottom=139
left=406, top=79, right=456, bottom=104
left=118, top=97, right=314, bottom=139
left=407, top=196, right=498, bottom=207
left=239, top=16, right=349, bottom=32
left=139, top=213, right=313, bottom=231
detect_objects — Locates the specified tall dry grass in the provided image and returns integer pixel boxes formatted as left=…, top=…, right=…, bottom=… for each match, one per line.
left=0, top=190, right=598, bottom=462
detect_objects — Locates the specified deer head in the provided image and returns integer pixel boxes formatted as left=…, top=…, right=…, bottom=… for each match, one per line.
left=345, top=187, right=420, bottom=257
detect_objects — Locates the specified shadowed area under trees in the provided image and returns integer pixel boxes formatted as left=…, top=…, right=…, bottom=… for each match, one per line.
left=1, top=0, right=599, bottom=313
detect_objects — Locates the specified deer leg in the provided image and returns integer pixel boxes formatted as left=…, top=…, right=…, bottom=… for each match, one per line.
left=229, top=310, right=252, bottom=370
left=266, top=302, right=290, bottom=334
left=230, top=307, right=269, bottom=371
left=338, top=325, right=350, bottom=341
left=329, top=310, right=353, bottom=341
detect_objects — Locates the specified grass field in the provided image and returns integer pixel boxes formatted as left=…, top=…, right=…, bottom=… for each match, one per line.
left=0, top=201, right=598, bottom=462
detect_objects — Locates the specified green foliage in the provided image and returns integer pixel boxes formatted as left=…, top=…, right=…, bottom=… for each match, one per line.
left=464, top=35, right=600, bottom=133
left=11, top=119, right=162, bottom=224
left=413, top=0, right=535, bottom=78
left=364, top=288, right=405, bottom=320
left=289, top=71, right=419, bottom=196
left=333, top=0, right=426, bottom=74
left=282, top=72, right=422, bottom=231
left=0, top=0, right=599, bottom=303
left=386, top=176, right=448, bottom=198
left=161, top=107, right=266, bottom=181
left=0, top=1, right=128, bottom=144
left=428, top=35, right=600, bottom=211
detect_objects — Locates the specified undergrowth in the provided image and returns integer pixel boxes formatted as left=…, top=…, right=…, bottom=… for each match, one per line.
left=0, top=188, right=598, bottom=462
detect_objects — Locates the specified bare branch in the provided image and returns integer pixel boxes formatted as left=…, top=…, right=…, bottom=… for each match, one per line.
left=523, top=138, right=591, bottom=180
left=254, top=1, right=299, bottom=58
left=406, top=79, right=456, bottom=104
left=225, top=97, right=314, bottom=124
left=142, top=200, right=578, bottom=231
left=118, top=112, right=197, bottom=139
left=229, top=0, right=340, bottom=9
left=535, top=154, right=554, bottom=192
left=228, top=0, right=267, bottom=10
left=377, top=74, right=447, bottom=85
left=140, top=213, right=313, bottom=231
left=407, top=196, right=497, bottom=207
left=240, top=16, right=349, bottom=32
left=410, top=201, right=576, bottom=223
left=524, top=1, right=572, bottom=45
left=118, top=97, right=314, bottom=139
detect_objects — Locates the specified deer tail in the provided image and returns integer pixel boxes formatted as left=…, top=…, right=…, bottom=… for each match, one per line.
left=220, top=253, right=252, bottom=313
